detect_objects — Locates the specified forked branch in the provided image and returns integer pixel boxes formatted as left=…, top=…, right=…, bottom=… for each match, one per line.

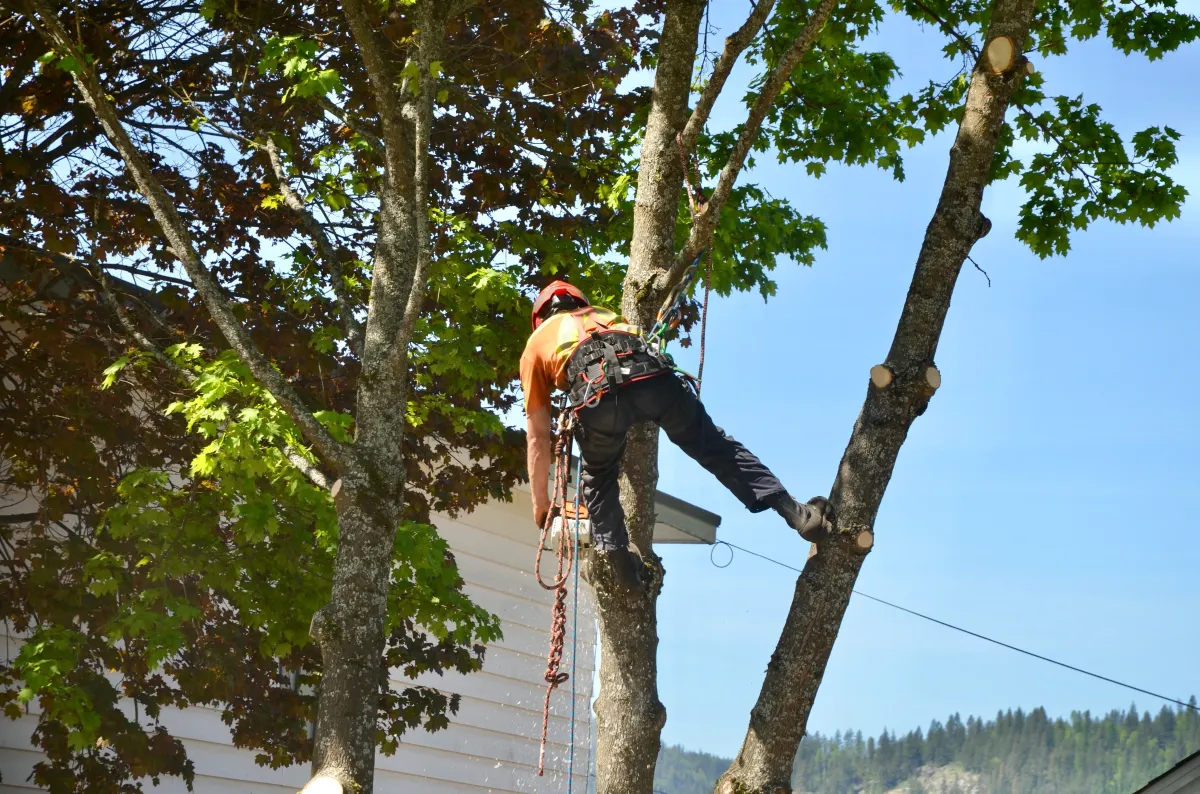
left=679, top=0, right=777, bottom=151
left=665, top=0, right=839, bottom=292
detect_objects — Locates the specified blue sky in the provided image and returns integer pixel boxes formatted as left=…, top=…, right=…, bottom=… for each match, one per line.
left=633, top=4, right=1200, bottom=757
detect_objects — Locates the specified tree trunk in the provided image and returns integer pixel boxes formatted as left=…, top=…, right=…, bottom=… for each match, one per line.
left=301, top=5, right=445, bottom=790
left=303, top=187, right=421, bottom=794
left=593, top=423, right=667, bottom=794
left=717, top=2, right=1038, bottom=791
left=306, top=496, right=397, bottom=792
left=594, top=3, right=705, bottom=794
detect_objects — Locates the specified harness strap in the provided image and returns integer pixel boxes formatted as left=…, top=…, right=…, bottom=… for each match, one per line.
left=566, top=331, right=675, bottom=408
left=601, top=344, right=621, bottom=392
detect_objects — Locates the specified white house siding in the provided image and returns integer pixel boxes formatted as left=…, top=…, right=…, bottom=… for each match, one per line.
left=1, top=488, right=598, bottom=793
left=1135, top=751, right=1200, bottom=794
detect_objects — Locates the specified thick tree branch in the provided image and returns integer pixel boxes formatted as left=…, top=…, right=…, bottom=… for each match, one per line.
left=398, top=7, right=444, bottom=350
left=265, top=139, right=364, bottom=357
left=607, top=5, right=708, bottom=794
left=716, top=2, right=1038, bottom=792
left=0, top=513, right=39, bottom=525
left=622, top=0, right=708, bottom=327
left=680, top=0, right=776, bottom=152
left=666, top=0, right=838, bottom=293
left=28, top=0, right=358, bottom=477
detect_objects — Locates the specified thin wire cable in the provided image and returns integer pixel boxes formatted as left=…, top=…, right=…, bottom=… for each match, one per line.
left=710, top=539, right=1198, bottom=713
left=567, top=447, right=582, bottom=793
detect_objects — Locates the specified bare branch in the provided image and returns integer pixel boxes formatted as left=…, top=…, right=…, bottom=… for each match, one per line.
left=665, top=0, right=838, bottom=292
left=265, top=139, right=364, bottom=356
left=28, top=0, right=358, bottom=477
left=90, top=263, right=196, bottom=383
left=0, top=513, right=39, bottom=525
left=101, top=262, right=195, bottom=289
left=680, top=0, right=777, bottom=151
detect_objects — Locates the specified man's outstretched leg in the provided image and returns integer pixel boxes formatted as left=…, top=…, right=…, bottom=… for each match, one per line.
left=624, top=375, right=835, bottom=542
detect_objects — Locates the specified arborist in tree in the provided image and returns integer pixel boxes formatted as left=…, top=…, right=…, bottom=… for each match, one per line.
left=521, top=280, right=835, bottom=593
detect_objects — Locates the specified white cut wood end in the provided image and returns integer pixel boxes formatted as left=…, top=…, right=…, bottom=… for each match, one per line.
left=1024, top=60, right=1035, bottom=75
left=870, top=364, right=893, bottom=389
left=807, top=543, right=818, bottom=560
left=330, top=478, right=343, bottom=499
left=856, top=530, right=874, bottom=551
left=986, top=35, right=1016, bottom=74
left=303, top=778, right=343, bottom=794
left=925, top=365, right=941, bottom=390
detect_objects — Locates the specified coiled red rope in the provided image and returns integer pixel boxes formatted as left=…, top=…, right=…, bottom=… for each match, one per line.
left=534, top=415, right=578, bottom=776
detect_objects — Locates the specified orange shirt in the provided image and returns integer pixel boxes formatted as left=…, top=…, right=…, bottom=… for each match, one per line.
left=519, top=306, right=641, bottom=415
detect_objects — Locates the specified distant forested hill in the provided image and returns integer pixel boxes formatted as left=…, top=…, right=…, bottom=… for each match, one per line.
left=653, top=700, right=1200, bottom=794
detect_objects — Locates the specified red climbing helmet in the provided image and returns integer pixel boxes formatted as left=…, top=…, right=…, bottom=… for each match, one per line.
left=531, top=280, right=589, bottom=330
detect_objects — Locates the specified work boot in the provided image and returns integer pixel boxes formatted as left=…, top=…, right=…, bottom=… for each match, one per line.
left=768, top=493, right=835, bottom=544
left=598, top=547, right=643, bottom=594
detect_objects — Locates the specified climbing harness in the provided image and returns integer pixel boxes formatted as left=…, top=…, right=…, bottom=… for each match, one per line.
left=566, top=330, right=674, bottom=409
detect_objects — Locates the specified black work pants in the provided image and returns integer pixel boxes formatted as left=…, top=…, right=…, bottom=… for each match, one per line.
left=573, top=372, right=786, bottom=551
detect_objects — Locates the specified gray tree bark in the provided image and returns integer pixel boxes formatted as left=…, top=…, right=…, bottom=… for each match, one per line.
left=716, top=2, right=1038, bottom=792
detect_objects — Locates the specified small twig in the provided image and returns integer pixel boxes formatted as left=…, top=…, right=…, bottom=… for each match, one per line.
left=967, top=255, right=991, bottom=287
left=910, top=0, right=979, bottom=59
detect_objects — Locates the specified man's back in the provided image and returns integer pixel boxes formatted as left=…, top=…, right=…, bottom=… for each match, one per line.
left=519, top=306, right=640, bottom=414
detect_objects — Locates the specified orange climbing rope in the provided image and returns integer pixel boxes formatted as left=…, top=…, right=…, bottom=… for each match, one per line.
left=533, top=412, right=578, bottom=777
